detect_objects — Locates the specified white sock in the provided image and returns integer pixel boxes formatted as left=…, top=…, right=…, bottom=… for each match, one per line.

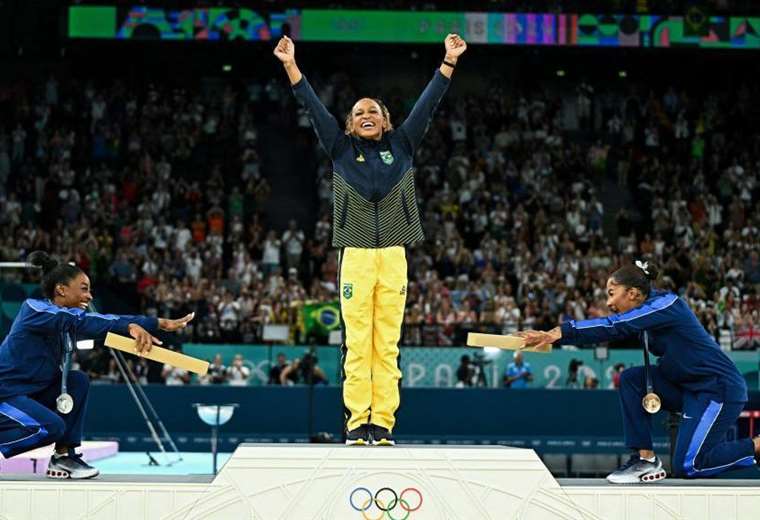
left=641, top=455, right=656, bottom=463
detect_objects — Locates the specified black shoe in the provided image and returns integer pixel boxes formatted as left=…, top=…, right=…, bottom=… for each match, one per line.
left=371, top=425, right=395, bottom=446
left=47, top=450, right=100, bottom=480
left=345, top=424, right=371, bottom=446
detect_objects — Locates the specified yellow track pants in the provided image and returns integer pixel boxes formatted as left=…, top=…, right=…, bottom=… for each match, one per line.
left=339, top=246, right=406, bottom=433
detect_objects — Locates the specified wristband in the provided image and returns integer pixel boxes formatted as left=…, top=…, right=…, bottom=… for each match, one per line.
left=442, top=60, right=456, bottom=69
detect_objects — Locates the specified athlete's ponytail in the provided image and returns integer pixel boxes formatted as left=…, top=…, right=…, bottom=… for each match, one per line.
left=27, top=251, right=83, bottom=299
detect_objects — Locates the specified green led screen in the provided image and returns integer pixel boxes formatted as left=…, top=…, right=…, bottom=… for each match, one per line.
left=66, top=6, right=760, bottom=49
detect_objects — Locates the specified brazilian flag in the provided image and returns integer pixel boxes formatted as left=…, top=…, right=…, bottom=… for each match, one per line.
left=302, top=300, right=341, bottom=337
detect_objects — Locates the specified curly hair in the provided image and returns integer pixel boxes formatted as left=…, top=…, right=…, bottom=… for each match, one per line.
left=344, top=98, right=394, bottom=136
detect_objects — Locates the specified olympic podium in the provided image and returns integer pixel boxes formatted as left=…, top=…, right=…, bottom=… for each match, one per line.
left=1, top=444, right=759, bottom=520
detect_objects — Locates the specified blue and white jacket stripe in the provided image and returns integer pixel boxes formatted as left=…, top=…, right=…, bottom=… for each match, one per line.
left=559, top=290, right=747, bottom=402
left=0, top=299, right=157, bottom=399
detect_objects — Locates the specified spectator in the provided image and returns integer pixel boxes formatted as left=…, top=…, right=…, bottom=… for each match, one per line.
left=218, top=292, right=241, bottom=342
left=279, top=352, right=328, bottom=385
left=226, top=354, right=251, bottom=386
left=110, top=252, right=136, bottom=284
left=202, top=354, right=227, bottom=385
left=503, top=351, right=533, bottom=389
left=268, top=352, right=289, bottom=385
left=612, top=362, right=626, bottom=389
left=282, top=219, right=305, bottom=271
left=455, top=354, right=474, bottom=388
left=261, top=230, right=281, bottom=277
left=162, top=363, right=190, bottom=385
left=566, top=359, right=584, bottom=388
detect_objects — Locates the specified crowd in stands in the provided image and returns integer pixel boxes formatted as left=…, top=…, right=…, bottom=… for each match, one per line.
left=0, top=53, right=758, bottom=390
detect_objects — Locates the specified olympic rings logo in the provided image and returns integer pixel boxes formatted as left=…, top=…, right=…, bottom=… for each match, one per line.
left=349, top=487, right=423, bottom=520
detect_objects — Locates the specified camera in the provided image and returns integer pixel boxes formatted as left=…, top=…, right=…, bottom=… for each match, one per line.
left=469, top=351, right=491, bottom=387
left=472, top=351, right=492, bottom=366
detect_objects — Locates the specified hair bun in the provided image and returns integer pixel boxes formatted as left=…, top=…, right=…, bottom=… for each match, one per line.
left=27, top=250, right=59, bottom=274
left=635, top=260, right=659, bottom=282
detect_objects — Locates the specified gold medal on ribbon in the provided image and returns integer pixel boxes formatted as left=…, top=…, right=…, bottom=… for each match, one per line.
left=642, top=392, right=661, bottom=414
left=641, top=331, right=661, bottom=414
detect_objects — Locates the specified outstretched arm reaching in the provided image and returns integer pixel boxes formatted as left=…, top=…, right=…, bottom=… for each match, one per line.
left=517, top=293, right=681, bottom=349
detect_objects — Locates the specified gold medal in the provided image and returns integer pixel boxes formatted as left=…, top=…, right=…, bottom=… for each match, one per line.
left=642, top=392, right=661, bottom=414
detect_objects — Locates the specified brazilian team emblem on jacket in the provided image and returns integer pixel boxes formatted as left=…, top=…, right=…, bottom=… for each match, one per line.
left=379, top=150, right=394, bottom=165
left=343, top=282, right=353, bottom=300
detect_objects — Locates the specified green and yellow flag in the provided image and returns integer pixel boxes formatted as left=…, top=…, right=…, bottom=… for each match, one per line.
left=301, top=300, right=341, bottom=337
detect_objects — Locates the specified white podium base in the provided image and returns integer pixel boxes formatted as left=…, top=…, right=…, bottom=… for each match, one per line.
left=1, top=444, right=758, bottom=520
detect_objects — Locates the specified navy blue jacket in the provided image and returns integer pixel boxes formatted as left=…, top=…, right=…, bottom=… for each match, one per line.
left=292, top=71, right=449, bottom=202
left=292, top=71, right=450, bottom=248
left=559, top=290, right=747, bottom=402
left=0, top=299, right=157, bottom=399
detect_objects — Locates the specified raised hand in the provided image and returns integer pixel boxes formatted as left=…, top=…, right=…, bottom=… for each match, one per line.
left=274, top=36, right=296, bottom=65
left=158, top=312, right=195, bottom=332
left=444, top=34, right=467, bottom=59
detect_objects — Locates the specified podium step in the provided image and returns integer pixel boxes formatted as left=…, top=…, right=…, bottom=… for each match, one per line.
left=0, top=444, right=758, bottom=519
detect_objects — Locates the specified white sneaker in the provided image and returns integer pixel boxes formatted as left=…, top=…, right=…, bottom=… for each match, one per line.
left=46, top=451, right=100, bottom=480
left=606, top=454, right=666, bottom=484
